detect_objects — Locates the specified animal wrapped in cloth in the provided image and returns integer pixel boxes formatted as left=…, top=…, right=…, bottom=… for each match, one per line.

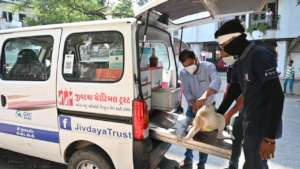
left=184, top=105, right=226, bottom=140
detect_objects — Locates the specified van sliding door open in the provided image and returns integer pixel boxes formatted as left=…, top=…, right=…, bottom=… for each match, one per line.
left=136, top=16, right=232, bottom=161
left=149, top=110, right=231, bottom=159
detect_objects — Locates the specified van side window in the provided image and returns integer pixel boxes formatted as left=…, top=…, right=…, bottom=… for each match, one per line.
left=63, top=31, right=124, bottom=82
left=1, top=36, right=53, bottom=81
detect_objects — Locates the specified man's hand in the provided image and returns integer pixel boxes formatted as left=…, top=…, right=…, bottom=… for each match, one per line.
left=223, top=96, right=244, bottom=125
left=259, top=138, right=276, bottom=160
left=192, top=97, right=207, bottom=113
left=191, top=87, right=217, bottom=113
left=224, top=112, right=232, bottom=125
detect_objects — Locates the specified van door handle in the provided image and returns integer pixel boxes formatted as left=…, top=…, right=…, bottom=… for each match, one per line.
left=1, top=95, right=6, bottom=107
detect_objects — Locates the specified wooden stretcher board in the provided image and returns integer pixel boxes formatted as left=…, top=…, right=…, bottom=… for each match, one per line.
left=149, top=110, right=232, bottom=159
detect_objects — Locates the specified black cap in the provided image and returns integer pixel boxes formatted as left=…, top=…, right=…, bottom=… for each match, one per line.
left=214, top=19, right=245, bottom=38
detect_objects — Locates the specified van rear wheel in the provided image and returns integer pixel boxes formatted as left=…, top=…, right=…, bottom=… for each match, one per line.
left=68, top=147, right=113, bottom=169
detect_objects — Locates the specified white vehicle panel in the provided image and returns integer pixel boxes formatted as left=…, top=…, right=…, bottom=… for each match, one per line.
left=57, top=23, right=135, bottom=118
left=58, top=115, right=134, bottom=169
left=0, top=29, right=63, bottom=162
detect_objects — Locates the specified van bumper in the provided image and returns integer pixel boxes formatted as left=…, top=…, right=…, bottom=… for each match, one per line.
left=133, top=138, right=170, bottom=169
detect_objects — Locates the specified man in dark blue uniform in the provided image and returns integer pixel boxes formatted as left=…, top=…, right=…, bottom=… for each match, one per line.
left=215, top=19, right=284, bottom=169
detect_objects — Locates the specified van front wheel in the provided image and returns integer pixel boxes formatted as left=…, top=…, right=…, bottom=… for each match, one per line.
left=68, top=147, right=113, bottom=169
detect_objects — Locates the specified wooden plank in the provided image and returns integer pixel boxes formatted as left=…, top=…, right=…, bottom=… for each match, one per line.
left=150, top=113, right=232, bottom=159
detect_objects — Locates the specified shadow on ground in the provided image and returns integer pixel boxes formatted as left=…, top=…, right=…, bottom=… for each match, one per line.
left=0, top=148, right=180, bottom=169
left=0, top=149, right=66, bottom=169
left=159, top=157, right=179, bottom=169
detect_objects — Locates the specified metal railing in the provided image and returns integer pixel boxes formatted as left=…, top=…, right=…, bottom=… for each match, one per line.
left=249, top=11, right=279, bottom=30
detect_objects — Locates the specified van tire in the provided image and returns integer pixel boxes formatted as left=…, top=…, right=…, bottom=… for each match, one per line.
left=67, top=147, right=113, bottom=169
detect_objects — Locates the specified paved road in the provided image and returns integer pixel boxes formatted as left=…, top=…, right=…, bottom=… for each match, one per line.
left=0, top=96, right=299, bottom=169
left=0, top=148, right=66, bottom=169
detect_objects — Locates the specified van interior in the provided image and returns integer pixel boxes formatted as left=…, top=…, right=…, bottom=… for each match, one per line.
left=137, top=23, right=232, bottom=160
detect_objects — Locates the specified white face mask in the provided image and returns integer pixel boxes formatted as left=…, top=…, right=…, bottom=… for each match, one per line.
left=185, top=64, right=198, bottom=75
left=222, top=56, right=236, bottom=66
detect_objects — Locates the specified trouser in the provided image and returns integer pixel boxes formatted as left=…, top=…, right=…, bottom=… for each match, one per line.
left=184, top=109, right=208, bottom=165
left=283, top=79, right=294, bottom=93
left=242, top=134, right=268, bottom=169
left=228, top=115, right=243, bottom=169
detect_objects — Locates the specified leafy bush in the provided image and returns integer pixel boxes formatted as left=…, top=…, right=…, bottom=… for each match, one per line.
left=247, top=22, right=269, bottom=35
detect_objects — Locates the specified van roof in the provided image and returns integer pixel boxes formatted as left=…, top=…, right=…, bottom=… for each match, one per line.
left=0, top=18, right=136, bottom=35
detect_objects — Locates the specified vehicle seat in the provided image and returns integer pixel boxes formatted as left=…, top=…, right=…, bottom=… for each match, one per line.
left=9, top=49, right=44, bottom=80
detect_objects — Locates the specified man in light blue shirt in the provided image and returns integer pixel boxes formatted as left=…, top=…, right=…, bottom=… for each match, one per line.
left=179, top=49, right=221, bottom=169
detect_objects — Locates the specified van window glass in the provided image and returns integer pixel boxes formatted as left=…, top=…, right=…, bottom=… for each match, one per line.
left=138, top=26, right=174, bottom=71
left=1, top=36, right=53, bottom=81
left=140, top=42, right=169, bottom=69
left=63, top=31, right=124, bottom=82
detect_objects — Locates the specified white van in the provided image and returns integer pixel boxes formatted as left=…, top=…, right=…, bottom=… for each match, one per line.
left=0, top=0, right=265, bottom=169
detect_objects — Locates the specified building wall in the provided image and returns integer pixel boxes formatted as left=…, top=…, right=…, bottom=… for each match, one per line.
left=274, top=0, right=300, bottom=39
left=277, top=41, right=288, bottom=77
left=0, top=0, right=32, bottom=30
left=190, top=44, right=203, bottom=58
left=250, top=0, right=300, bottom=40
left=182, top=22, right=218, bottom=43
left=181, top=0, right=300, bottom=43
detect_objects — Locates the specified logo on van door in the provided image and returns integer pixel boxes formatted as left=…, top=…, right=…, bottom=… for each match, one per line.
left=58, top=89, right=74, bottom=106
left=59, top=116, right=72, bottom=130
left=15, top=111, right=32, bottom=120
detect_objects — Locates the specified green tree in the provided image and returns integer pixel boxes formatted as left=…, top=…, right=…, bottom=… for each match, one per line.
left=13, top=0, right=133, bottom=26
left=111, top=0, right=134, bottom=18
left=298, top=0, right=300, bottom=5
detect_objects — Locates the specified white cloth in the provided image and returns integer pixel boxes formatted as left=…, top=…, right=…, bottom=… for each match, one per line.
left=217, top=32, right=241, bottom=44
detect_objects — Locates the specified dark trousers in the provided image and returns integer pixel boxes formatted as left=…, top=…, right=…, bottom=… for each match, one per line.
left=184, top=109, right=208, bottom=165
left=243, top=134, right=269, bottom=169
left=228, top=115, right=243, bottom=169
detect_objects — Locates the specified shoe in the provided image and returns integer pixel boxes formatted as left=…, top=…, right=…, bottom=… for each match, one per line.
left=179, top=159, right=193, bottom=169
left=197, top=164, right=205, bottom=169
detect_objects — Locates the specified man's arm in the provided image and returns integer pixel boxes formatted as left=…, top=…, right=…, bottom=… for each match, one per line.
left=253, top=48, right=284, bottom=160
left=263, top=79, right=284, bottom=139
left=217, top=63, right=241, bottom=115
left=259, top=78, right=284, bottom=160
left=217, top=83, right=241, bottom=115
left=180, top=72, right=195, bottom=107
left=207, top=63, right=222, bottom=93
left=195, top=63, right=221, bottom=110
left=253, top=49, right=284, bottom=139
left=224, top=95, right=244, bottom=124
left=204, top=63, right=222, bottom=97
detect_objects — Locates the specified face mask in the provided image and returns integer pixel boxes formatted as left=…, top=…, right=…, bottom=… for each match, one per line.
left=185, top=64, right=198, bottom=75
left=222, top=56, right=236, bottom=66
